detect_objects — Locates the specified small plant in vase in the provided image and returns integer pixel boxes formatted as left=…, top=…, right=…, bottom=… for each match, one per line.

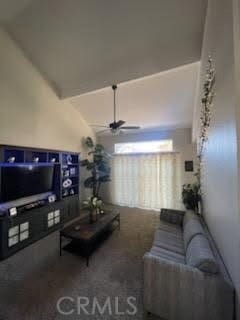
left=83, top=197, right=104, bottom=222
left=81, top=137, right=111, bottom=223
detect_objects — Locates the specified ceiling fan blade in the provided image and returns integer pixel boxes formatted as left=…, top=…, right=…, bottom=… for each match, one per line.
left=90, top=124, right=109, bottom=128
left=121, top=126, right=141, bottom=130
left=109, top=120, right=125, bottom=129
left=96, top=129, right=110, bottom=135
left=115, top=120, right=126, bottom=128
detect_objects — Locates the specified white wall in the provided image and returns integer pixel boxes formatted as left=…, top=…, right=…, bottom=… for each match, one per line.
left=0, top=28, right=95, bottom=152
left=98, top=128, right=197, bottom=202
left=193, top=0, right=240, bottom=317
left=0, top=28, right=95, bottom=200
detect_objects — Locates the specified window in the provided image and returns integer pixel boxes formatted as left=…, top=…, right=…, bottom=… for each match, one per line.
left=114, top=140, right=173, bottom=154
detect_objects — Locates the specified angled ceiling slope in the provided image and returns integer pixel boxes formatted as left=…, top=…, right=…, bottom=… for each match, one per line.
left=5, top=0, right=207, bottom=98
left=0, top=0, right=34, bottom=23
left=70, top=62, right=200, bottom=134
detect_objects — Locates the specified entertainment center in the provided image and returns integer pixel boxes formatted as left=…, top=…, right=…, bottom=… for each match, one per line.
left=0, top=145, right=80, bottom=260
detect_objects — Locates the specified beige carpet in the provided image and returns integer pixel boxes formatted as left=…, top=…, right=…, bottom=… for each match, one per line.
left=0, top=206, right=161, bottom=320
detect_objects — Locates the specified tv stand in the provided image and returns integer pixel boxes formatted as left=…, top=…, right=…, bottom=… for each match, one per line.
left=0, top=145, right=81, bottom=260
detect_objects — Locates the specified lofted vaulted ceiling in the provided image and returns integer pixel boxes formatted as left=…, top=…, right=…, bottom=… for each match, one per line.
left=0, top=0, right=34, bottom=23
left=69, top=62, right=200, bottom=134
left=2, top=0, right=207, bottom=98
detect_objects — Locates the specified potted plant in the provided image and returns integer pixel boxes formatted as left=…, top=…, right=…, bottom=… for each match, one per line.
left=81, top=137, right=111, bottom=222
left=182, top=183, right=201, bottom=214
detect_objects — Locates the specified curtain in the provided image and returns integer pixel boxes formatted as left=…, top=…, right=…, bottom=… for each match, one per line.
left=110, top=153, right=182, bottom=211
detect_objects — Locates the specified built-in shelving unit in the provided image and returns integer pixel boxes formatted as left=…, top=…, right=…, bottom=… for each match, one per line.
left=61, top=152, right=79, bottom=199
left=0, top=145, right=81, bottom=260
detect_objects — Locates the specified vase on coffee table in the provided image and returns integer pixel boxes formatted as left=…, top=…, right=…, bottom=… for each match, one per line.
left=89, top=209, right=98, bottom=224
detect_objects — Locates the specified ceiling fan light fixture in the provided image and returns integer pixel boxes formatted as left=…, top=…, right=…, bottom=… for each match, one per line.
left=111, top=127, right=120, bottom=135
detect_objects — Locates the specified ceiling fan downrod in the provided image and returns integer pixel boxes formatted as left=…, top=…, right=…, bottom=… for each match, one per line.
left=112, top=84, right=117, bottom=123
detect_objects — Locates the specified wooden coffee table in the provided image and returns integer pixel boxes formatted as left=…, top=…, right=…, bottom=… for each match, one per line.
left=60, top=209, right=120, bottom=266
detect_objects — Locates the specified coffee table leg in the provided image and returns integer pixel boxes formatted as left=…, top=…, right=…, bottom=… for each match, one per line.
left=86, top=256, right=89, bottom=267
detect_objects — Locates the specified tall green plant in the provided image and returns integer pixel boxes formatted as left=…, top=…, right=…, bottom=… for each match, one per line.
left=80, top=137, right=111, bottom=198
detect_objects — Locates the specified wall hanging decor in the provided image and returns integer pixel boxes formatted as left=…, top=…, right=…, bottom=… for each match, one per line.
left=194, top=56, right=216, bottom=214
left=199, top=56, right=216, bottom=156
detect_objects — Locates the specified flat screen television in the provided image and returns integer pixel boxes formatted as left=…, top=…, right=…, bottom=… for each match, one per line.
left=0, top=164, right=54, bottom=203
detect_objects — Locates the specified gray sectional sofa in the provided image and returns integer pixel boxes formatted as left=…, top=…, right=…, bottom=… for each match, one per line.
left=143, top=209, right=234, bottom=320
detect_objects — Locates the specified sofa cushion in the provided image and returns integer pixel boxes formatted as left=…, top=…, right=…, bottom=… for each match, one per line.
left=186, top=234, right=219, bottom=274
left=154, top=229, right=185, bottom=255
left=158, top=221, right=182, bottom=237
left=150, top=246, right=185, bottom=264
left=183, top=218, right=205, bottom=250
left=160, top=208, right=185, bottom=226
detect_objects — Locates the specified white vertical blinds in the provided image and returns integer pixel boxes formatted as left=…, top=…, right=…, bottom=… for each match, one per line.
left=110, top=153, right=182, bottom=211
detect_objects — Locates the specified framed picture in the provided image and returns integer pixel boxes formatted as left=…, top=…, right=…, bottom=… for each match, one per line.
left=185, top=161, right=194, bottom=172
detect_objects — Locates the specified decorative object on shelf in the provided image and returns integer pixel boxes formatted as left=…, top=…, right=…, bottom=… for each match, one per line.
left=70, top=189, right=75, bottom=195
left=48, top=194, right=56, bottom=203
left=63, top=189, right=69, bottom=197
left=182, top=183, right=201, bottom=214
left=184, top=161, right=194, bottom=172
left=74, top=225, right=81, bottom=231
left=62, top=178, right=72, bottom=188
left=64, top=170, right=70, bottom=177
left=50, top=158, right=56, bottom=163
left=83, top=196, right=103, bottom=223
left=66, top=154, right=72, bottom=164
left=81, top=137, right=111, bottom=199
left=9, top=207, right=17, bottom=217
left=70, top=167, right=76, bottom=176
left=7, top=157, right=15, bottom=163
left=33, top=157, right=39, bottom=163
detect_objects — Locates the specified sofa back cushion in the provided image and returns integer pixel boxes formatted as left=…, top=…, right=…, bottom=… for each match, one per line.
left=160, top=208, right=185, bottom=226
left=183, top=211, right=199, bottom=228
left=183, top=216, right=205, bottom=250
left=186, top=234, right=219, bottom=274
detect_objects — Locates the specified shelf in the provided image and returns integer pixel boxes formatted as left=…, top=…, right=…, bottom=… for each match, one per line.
left=62, top=164, right=79, bottom=169
left=62, top=184, right=79, bottom=190
left=62, top=174, right=79, bottom=179
left=0, top=163, right=55, bottom=167
left=62, top=193, right=78, bottom=199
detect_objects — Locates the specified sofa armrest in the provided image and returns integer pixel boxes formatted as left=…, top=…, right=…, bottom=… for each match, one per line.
left=143, top=252, right=234, bottom=320
left=160, top=208, right=185, bottom=226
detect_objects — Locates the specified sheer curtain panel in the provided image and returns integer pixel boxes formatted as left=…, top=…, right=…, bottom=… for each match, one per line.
left=110, top=153, right=182, bottom=211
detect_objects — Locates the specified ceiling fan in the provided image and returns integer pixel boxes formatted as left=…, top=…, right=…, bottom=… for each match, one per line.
left=91, top=85, right=140, bottom=135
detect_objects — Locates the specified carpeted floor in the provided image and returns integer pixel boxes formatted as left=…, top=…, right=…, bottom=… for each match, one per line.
left=0, top=206, right=161, bottom=320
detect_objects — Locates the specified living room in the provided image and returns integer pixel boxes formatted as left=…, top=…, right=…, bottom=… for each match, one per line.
left=0, top=0, right=239, bottom=319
